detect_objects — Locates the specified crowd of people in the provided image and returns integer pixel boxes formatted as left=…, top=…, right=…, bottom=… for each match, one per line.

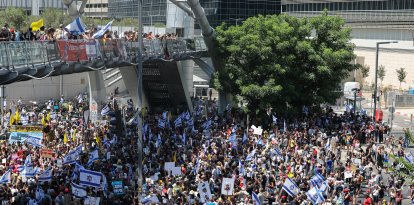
left=0, top=22, right=178, bottom=43
left=0, top=92, right=413, bottom=205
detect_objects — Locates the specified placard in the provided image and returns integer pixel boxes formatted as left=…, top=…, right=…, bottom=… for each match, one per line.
left=164, top=162, right=175, bottom=173
left=221, top=177, right=234, bottom=196
left=352, top=158, right=361, bottom=165
left=198, top=181, right=212, bottom=203
left=171, top=167, right=182, bottom=176
left=84, top=196, right=100, bottom=205
left=1, top=158, right=5, bottom=164
left=56, top=159, right=62, bottom=168
left=111, top=181, right=124, bottom=195
left=344, top=171, right=353, bottom=179
left=57, top=40, right=88, bottom=62
left=8, top=131, right=43, bottom=144
left=41, top=149, right=55, bottom=158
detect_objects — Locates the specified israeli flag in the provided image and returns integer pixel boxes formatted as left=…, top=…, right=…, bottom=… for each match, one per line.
left=158, top=118, right=166, bottom=129
left=187, top=117, right=194, bottom=128
left=239, top=160, right=245, bottom=176
left=252, top=191, right=261, bottom=205
left=38, top=168, right=52, bottom=182
left=24, top=155, right=32, bottom=167
left=242, top=130, right=248, bottom=144
left=309, top=173, right=325, bottom=188
left=65, top=17, right=86, bottom=35
left=16, top=165, right=24, bottom=172
left=162, top=111, right=168, bottom=120
left=406, top=152, right=414, bottom=163
left=193, top=158, right=201, bottom=174
left=228, top=133, right=237, bottom=142
left=71, top=182, right=87, bottom=198
left=156, top=134, right=162, bottom=148
left=174, top=116, right=182, bottom=128
left=184, top=111, right=191, bottom=121
left=87, top=149, right=99, bottom=167
left=35, top=187, right=45, bottom=201
left=246, top=149, right=256, bottom=161
left=92, top=19, right=114, bottom=39
left=101, top=104, right=110, bottom=116
left=79, top=168, right=102, bottom=188
left=0, top=170, right=11, bottom=184
left=21, top=166, right=39, bottom=178
left=202, top=120, right=212, bottom=130
left=64, top=145, right=83, bottom=165
left=26, top=135, right=43, bottom=147
left=306, top=187, right=325, bottom=204
left=101, top=173, right=108, bottom=197
left=195, top=106, right=203, bottom=116
left=272, top=115, right=277, bottom=124
left=282, top=177, right=300, bottom=197
left=182, top=132, right=186, bottom=145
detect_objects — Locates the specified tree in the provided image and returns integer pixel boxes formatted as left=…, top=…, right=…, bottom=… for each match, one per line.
left=41, top=8, right=70, bottom=28
left=5, top=7, right=26, bottom=31
left=396, top=67, right=408, bottom=89
left=359, top=64, right=370, bottom=79
left=214, top=12, right=357, bottom=114
left=378, top=65, right=386, bottom=86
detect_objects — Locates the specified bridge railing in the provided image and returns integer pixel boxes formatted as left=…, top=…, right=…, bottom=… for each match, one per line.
left=0, top=37, right=207, bottom=69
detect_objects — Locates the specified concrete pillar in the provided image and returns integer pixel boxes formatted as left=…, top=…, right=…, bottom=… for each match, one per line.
left=118, top=66, right=149, bottom=109
left=88, top=71, right=107, bottom=123
left=176, top=61, right=194, bottom=112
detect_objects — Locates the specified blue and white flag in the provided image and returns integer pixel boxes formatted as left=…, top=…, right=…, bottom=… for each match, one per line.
left=87, top=149, right=99, bottom=167
left=282, top=177, right=300, bottom=197
left=252, top=191, right=261, bottom=205
left=21, top=166, right=39, bottom=178
left=231, top=125, right=237, bottom=133
left=72, top=182, right=87, bottom=198
left=101, top=104, right=110, bottom=116
left=174, top=116, right=182, bottom=128
left=257, top=137, right=263, bottom=146
left=65, top=17, right=86, bottom=35
left=64, top=146, right=83, bottom=165
left=187, top=117, right=194, bottom=128
left=79, top=168, right=102, bottom=188
left=228, top=133, right=237, bottom=142
left=202, top=120, right=212, bottom=130
left=242, top=130, right=248, bottom=144
left=156, top=134, right=162, bottom=148
left=246, top=149, right=256, bottom=161
left=101, top=173, right=108, bottom=197
left=272, top=115, right=277, bottom=124
left=16, top=165, right=24, bottom=172
left=306, top=187, right=325, bottom=205
left=35, top=187, right=45, bottom=201
left=406, top=152, right=414, bottom=163
left=26, top=135, right=43, bottom=147
left=182, top=132, right=186, bottom=145
left=309, top=173, right=324, bottom=188
left=158, top=118, right=166, bottom=129
left=92, top=19, right=114, bottom=39
left=0, top=170, right=11, bottom=184
left=38, top=168, right=52, bottom=182
left=24, top=155, right=32, bottom=167
left=239, top=160, right=245, bottom=176
left=193, top=158, right=200, bottom=174
left=183, top=111, right=191, bottom=121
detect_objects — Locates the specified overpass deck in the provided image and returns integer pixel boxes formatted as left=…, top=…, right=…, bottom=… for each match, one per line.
left=0, top=37, right=208, bottom=85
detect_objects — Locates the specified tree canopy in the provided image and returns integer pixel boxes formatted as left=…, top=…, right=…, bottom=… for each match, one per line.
left=214, top=12, right=357, bottom=114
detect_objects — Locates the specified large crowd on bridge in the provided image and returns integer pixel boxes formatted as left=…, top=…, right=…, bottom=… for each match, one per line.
left=0, top=23, right=177, bottom=42
left=0, top=91, right=414, bottom=205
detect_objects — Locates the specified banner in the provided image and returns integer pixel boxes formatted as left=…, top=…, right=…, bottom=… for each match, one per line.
left=8, top=131, right=42, bottom=144
left=221, top=178, right=234, bottom=196
left=57, top=41, right=88, bottom=62
left=111, top=181, right=124, bottom=195
left=10, top=125, right=42, bottom=132
left=41, top=148, right=55, bottom=158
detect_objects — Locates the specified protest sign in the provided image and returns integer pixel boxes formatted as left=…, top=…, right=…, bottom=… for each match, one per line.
left=41, top=149, right=55, bottom=158
left=164, top=162, right=175, bottom=173
left=84, top=196, right=100, bottom=205
left=171, top=167, right=182, bottom=176
left=112, top=181, right=124, bottom=195
left=198, top=181, right=212, bottom=203
left=221, top=178, right=234, bottom=195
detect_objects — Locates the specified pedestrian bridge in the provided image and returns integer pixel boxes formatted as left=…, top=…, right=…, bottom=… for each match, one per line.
left=0, top=37, right=209, bottom=85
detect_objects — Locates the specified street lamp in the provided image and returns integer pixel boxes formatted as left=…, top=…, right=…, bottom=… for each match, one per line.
left=373, top=41, right=398, bottom=125
left=229, top=18, right=244, bottom=26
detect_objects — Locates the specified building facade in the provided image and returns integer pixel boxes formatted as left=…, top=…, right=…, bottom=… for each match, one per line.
left=108, top=0, right=167, bottom=26
left=84, top=0, right=108, bottom=18
left=199, top=0, right=282, bottom=28
left=0, top=0, right=63, bottom=15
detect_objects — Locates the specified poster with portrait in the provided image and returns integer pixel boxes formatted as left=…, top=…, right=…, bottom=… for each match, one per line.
left=221, top=178, right=234, bottom=196
left=198, top=181, right=212, bottom=203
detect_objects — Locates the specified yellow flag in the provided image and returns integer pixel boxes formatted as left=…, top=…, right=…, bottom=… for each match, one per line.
left=172, top=152, right=177, bottom=162
left=41, top=116, right=46, bottom=127
left=63, top=133, right=67, bottom=144
left=31, top=19, right=44, bottom=31
left=96, top=136, right=101, bottom=146
left=9, top=115, right=15, bottom=126
left=72, top=129, right=76, bottom=142
left=46, top=112, right=51, bottom=122
left=288, top=172, right=294, bottom=178
left=14, top=110, right=20, bottom=124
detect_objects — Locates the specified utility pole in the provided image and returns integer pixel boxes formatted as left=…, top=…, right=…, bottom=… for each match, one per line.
left=373, top=41, right=398, bottom=125
left=136, top=0, right=144, bottom=202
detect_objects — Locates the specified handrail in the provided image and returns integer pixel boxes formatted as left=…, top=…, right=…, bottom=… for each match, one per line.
left=0, top=38, right=208, bottom=69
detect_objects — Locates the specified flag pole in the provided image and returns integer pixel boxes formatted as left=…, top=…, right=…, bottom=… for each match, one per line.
left=136, top=0, right=144, bottom=202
